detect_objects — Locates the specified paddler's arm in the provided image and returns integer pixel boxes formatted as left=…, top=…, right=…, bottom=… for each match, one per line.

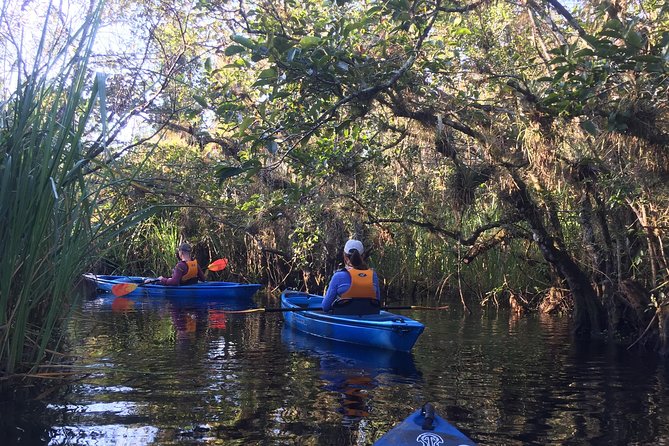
left=161, top=262, right=187, bottom=285
left=322, top=270, right=349, bottom=311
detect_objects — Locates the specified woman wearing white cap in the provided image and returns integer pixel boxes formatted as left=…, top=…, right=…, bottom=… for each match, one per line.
left=322, top=239, right=381, bottom=313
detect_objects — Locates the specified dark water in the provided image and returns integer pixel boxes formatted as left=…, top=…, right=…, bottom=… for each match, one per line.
left=4, top=292, right=669, bottom=445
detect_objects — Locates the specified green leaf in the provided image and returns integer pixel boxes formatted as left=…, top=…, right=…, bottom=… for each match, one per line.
left=645, top=63, right=665, bottom=72
left=603, top=19, right=623, bottom=31
left=216, top=166, right=246, bottom=184
left=344, top=21, right=364, bottom=36
left=624, top=31, right=644, bottom=49
left=242, top=159, right=262, bottom=179
left=270, top=91, right=292, bottom=100
left=543, top=92, right=561, bottom=105
left=216, top=103, right=240, bottom=115
left=633, top=55, right=661, bottom=63
left=580, top=119, right=598, bottom=136
left=299, top=36, right=322, bottom=48
left=553, top=67, right=569, bottom=80
left=238, top=116, right=254, bottom=135
left=252, top=78, right=275, bottom=87
left=258, top=68, right=277, bottom=79
left=225, top=45, right=247, bottom=56
left=193, top=95, right=208, bottom=108
left=582, top=35, right=602, bottom=47
left=231, top=34, right=256, bottom=49
left=574, top=48, right=595, bottom=57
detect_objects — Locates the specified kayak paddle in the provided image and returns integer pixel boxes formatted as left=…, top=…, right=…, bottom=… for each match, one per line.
left=111, top=257, right=229, bottom=297
left=207, top=258, right=229, bottom=271
left=111, top=278, right=160, bottom=296
left=222, top=305, right=449, bottom=314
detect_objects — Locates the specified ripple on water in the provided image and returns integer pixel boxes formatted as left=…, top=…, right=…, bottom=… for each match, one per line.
left=4, top=299, right=667, bottom=446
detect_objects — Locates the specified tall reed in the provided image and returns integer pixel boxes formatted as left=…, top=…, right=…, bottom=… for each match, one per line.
left=0, top=1, right=139, bottom=383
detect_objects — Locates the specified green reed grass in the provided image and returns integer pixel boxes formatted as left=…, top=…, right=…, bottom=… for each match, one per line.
left=130, top=218, right=181, bottom=276
left=372, top=225, right=546, bottom=306
left=0, top=1, right=150, bottom=382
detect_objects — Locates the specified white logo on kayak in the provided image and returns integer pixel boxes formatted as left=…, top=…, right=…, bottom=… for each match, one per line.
left=416, top=432, right=444, bottom=446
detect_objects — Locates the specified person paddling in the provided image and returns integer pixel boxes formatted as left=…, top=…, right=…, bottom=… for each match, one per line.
left=322, top=239, right=380, bottom=314
left=148, top=242, right=206, bottom=286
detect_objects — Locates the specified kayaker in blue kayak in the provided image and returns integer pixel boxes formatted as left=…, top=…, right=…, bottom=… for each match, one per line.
left=322, top=239, right=381, bottom=314
left=147, top=242, right=206, bottom=286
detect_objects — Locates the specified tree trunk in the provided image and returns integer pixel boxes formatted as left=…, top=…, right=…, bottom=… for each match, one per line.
left=507, top=172, right=604, bottom=337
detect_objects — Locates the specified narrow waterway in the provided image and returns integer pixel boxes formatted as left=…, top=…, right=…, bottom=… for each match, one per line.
left=4, top=291, right=669, bottom=445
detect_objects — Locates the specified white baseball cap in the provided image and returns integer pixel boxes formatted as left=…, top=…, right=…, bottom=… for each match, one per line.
left=344, top=239, right=364, bottom=255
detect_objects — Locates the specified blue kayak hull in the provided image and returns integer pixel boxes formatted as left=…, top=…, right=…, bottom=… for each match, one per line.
left=85, top=274, right=262, bottom=299
left=374, top=405, right=477, bottom=446
left=280, top=291, right=424, bottom=352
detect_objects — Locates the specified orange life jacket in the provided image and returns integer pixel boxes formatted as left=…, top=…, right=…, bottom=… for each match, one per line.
left=340, top=268, right=376, bottom=299
left=181, top=260, right=199, bottom=284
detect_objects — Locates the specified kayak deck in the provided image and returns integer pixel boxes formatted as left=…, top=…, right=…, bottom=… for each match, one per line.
left=373, top=403, right=477, bottom=445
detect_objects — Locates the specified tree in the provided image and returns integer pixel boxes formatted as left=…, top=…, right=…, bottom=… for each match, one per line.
left=194, top=0, right=668, bottom=344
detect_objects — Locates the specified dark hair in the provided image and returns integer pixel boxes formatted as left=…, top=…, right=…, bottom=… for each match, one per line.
left=345, top=249, right=368, bottom=269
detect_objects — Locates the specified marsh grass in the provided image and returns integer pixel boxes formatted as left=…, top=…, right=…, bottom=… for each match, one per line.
left=0, top=1, right=150, bottom=386
left=127, top=218, right=181, bottom=276
left=372, top=227, right=547, bottom=306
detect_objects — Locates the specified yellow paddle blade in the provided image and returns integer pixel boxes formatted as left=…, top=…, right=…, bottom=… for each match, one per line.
left=410, top=305, right=449, bottom=310
left=208, top=258, right=229, bottom=272
left=221, top=308, right=266, bottom=314
left=111, top=282, right=139, bottom=297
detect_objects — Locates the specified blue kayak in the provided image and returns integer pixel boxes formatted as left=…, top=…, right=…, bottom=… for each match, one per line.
left=374, top=403, right=477, bottom=445
left=85, top=274, right=262, bottom=300
left=86, top=293, right=257, bottom=312
left=280, top=291, right=425, bottom=352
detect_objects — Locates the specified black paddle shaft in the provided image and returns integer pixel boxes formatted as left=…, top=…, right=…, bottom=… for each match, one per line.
left=264, top=305, right=418, bottom=313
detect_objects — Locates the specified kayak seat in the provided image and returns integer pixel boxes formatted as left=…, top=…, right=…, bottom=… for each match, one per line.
left=332, top=298, right=380, bottom=315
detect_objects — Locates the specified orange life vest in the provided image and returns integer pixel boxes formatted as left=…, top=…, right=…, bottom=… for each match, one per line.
left=340, top=268, right=376, bottom=299
left=181, top=260, right=199, bottom=284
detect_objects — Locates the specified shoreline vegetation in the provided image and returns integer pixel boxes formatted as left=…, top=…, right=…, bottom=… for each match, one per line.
left=1, top=0, right=668, bottom=398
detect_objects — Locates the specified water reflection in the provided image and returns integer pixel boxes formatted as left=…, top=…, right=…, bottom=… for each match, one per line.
left=2, top=296, right=669, bottom=445
left=50, top=425, right=158, bottom=445
left=281, top=328, right=420, bottom=379
left=87, top=292, right=255, bottom=313
left=281, top=328, right=421, bottom=425
left=110, top=297, right=134, bottom=312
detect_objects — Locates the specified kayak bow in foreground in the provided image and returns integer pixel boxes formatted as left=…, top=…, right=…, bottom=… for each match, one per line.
left=374, top=403, right=477, bottom=446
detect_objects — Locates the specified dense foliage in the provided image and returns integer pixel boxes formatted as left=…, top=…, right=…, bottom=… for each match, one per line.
left=1, top=0, right=668, bottom=387
left=117, top=0, right=667, bottom=345
left=89, top=0, right=668, bottom=347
